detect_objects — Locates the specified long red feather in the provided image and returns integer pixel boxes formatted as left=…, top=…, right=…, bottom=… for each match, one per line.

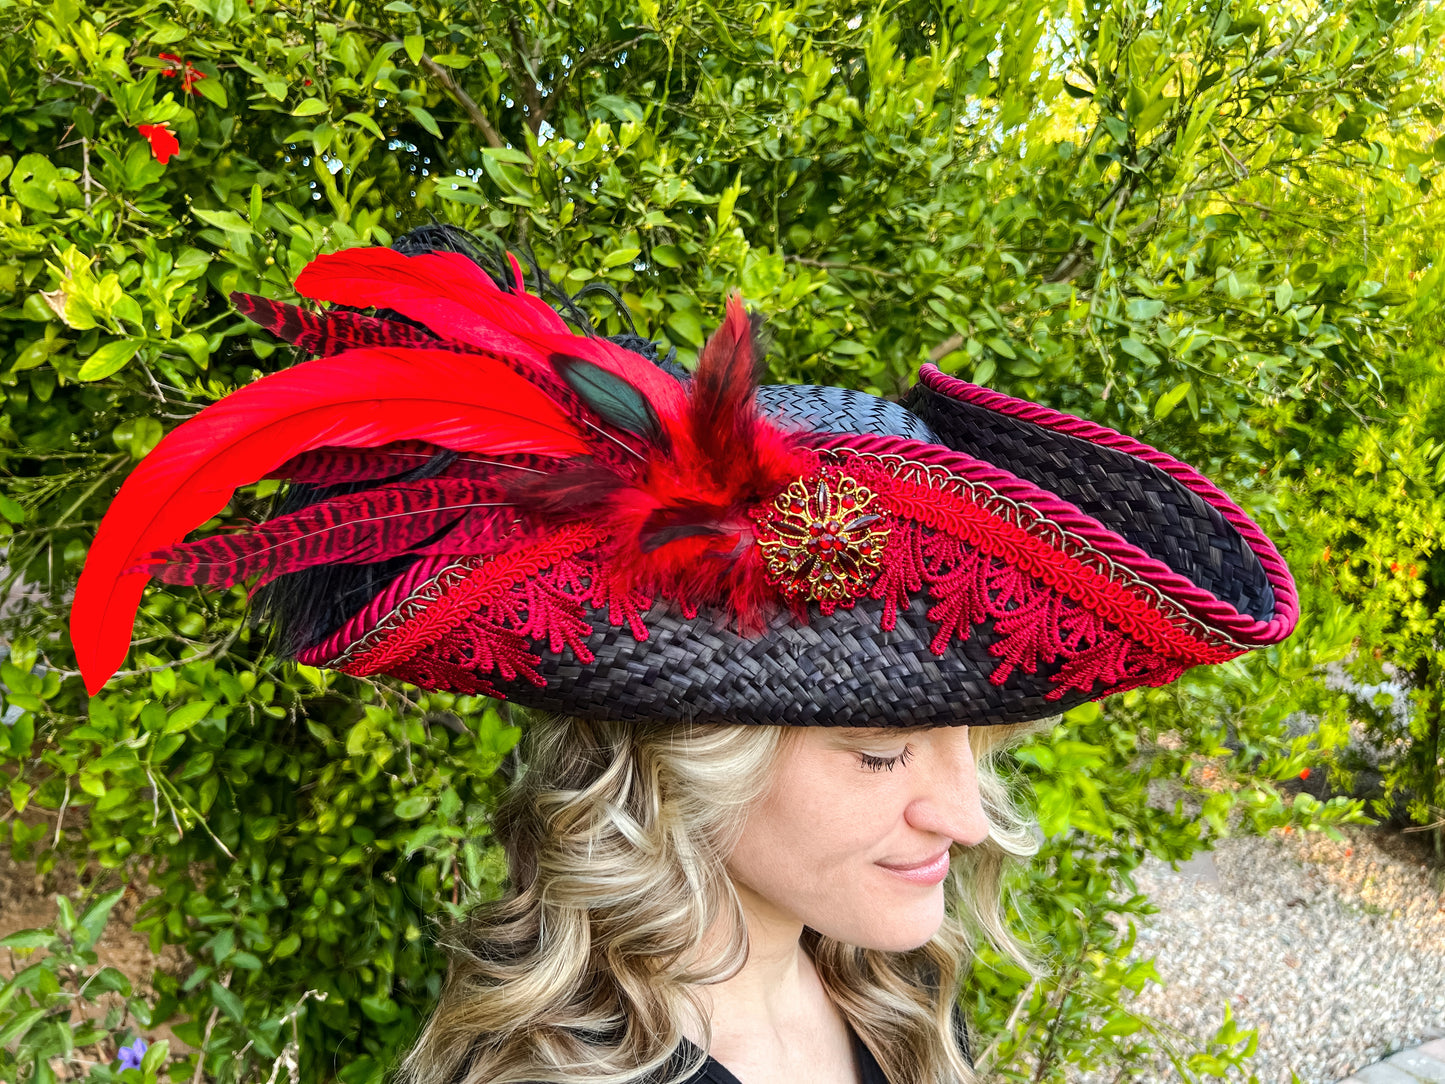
left=269, top=443, right=551, bottom=485
left=230, top=292, right=446, bottom=356
left=147, top=478, right=529, bottom=588
left=293, top=248, right=691, bottom=426
left=70, top=347, right=588, bottom=693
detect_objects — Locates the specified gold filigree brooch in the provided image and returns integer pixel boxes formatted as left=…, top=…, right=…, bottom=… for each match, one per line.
left=753, top=470, right=891, bottom=609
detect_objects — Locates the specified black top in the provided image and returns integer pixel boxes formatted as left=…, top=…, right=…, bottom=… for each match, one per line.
left=666, top=1005, right=970, bottom=1084
left=672, top=1027, right=888, bottom=1084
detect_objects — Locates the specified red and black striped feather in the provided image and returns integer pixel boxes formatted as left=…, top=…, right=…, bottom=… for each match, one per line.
left=144, top=479, right=533, bottom=588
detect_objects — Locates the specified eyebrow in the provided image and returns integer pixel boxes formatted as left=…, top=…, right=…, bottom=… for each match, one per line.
left=831, top=724, right=934, bottom=741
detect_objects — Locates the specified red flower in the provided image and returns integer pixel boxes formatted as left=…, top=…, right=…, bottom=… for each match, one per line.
left=1299, top=767, right=1311, bottom=780
left=137, top=124, right=180, bottom=165
left=157, top=52, right=207, bottom=94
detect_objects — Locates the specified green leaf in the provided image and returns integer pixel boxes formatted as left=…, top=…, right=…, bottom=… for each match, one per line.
left=1117, top=337, right=1162, bottom=367
left=1333, top=113, right=1367, bottom=142
left=429, top=53, right=471, bottom=69
left=77, top=339, right=141, bottom=382
left=141, top=1038, right=170, bottom=1073
left=984, top=335, right=1016, bottom=359
left=482, top=146, right=532, bottom=165
left=165, top=701, right=213, bottom=733
left=79, top=887, right=125, bottom=945
left=1279, top=110, right=1322, bottom=136
left=194, top=76, right=228, bottom=109
left=1154, top=381, right=1192, bottom=420
left=394, top=795, right=432, bottom=819
left=406, top=105, right=442, bottom=138
left=291, top=98, right=328, bottom=117
left=0, top=929, right=50, bottom=950
left=0, top=1006, right=46, bottom=1046
left=1125, top=298, right=1165, bottom=321
left=1275, top=280, right=1294, bottom=311
left=404, top=35, right=424, bottom=65
left=209, top=981, right=246, bottom=1023
left=666, top=308, right=703, bottom=346
left=192, top=208, right=250, bottom=234
left=601, top=246, right=641, bottom=269
left=9, top=154, right=59, bottom=212
left=343, top=112, right=386, bottom=139
left=0, top=494, right=26, bottom=524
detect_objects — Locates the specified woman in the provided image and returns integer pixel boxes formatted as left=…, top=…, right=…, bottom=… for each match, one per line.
left=71, top=226, right=1297, bottom=1083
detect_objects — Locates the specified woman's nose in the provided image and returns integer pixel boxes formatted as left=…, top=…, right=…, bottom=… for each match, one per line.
left=904, top=729, right=991, bottom=847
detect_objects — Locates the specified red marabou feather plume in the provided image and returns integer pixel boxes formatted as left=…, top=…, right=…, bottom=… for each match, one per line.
left=71, top=246, right=810, bottom=694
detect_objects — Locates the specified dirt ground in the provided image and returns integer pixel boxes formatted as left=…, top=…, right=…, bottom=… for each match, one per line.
left=0, top=841, right=191, bottom=1070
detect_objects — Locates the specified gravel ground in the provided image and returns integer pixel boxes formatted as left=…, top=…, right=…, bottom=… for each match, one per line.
left=1084, top=824, right=1445, bottom=1083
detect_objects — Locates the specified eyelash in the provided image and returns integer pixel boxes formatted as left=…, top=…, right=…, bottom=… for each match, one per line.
left=859, top=744, right=915, bottom=772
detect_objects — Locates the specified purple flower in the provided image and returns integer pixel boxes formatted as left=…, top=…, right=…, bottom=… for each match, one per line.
left=117, top=1038, right=148, bottom=1070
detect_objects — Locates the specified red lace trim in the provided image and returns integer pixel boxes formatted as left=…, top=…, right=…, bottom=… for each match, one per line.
left=335, top=524, right=605, bottom=675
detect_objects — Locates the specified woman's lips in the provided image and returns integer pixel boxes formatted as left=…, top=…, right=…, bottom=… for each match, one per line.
left=877, top=849, right=951, bottom=885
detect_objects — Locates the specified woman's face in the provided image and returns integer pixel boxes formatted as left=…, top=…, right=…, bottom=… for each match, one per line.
left=724, top=725, right=991, bottom=953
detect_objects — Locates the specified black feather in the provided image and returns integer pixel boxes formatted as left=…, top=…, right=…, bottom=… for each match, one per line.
left=551, top=354, right=664, bottom=444
left=639, top=523, right=729, bottom=553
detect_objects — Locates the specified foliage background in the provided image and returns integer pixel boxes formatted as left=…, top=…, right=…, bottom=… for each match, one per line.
left=1, top=0, right=1442, bottom=1081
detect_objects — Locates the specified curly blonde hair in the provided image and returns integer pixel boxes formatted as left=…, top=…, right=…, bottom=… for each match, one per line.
left=397, top=715, right=1047, bottom=1084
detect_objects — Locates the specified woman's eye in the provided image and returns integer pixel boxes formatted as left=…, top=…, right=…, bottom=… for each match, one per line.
left=858, top=744, right=915, bottom=772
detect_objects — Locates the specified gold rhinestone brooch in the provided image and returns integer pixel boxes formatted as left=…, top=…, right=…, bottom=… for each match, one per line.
left=753, top=470, right=891, bottom=610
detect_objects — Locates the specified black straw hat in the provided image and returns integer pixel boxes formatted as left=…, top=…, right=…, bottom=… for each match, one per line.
left=71, top=227, right=1297, bottom=726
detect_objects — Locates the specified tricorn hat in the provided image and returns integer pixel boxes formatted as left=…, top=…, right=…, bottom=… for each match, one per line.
left=71, top=227, right=1297, bottom=727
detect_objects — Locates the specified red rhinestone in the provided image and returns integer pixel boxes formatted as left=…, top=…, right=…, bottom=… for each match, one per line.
left=809, top=523, right=823, bottom=536
left=860, top=544, right=873, bottom=555
left=842, top=497, right=855, bottom=509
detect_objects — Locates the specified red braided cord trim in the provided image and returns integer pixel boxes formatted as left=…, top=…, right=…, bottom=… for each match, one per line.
left=331, top=523, right=605, bottom=674
left=843, top=458, right=1235, bottom=666
left=917, top=364, right=1298, bottom=642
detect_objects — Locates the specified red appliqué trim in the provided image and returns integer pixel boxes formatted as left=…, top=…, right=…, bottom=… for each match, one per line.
left=333, top=524, right=605, bottom=675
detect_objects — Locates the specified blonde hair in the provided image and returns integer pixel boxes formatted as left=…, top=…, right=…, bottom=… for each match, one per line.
left=398, top=715, right=1048, bottom=1084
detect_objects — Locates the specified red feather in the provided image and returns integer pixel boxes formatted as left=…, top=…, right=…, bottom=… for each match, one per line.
left=269, top=443, right=551, bottom=485
left=70, top=347, right=589, bottom=693
left=494, top=294, right=812, bottom=631
left=147, top=478, right=530, bottom=588
left=293, top=248, right=691, bottom=427
left=230, top=292, right=446, bottom=356
left=293, top=247, right=573, bottom=343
